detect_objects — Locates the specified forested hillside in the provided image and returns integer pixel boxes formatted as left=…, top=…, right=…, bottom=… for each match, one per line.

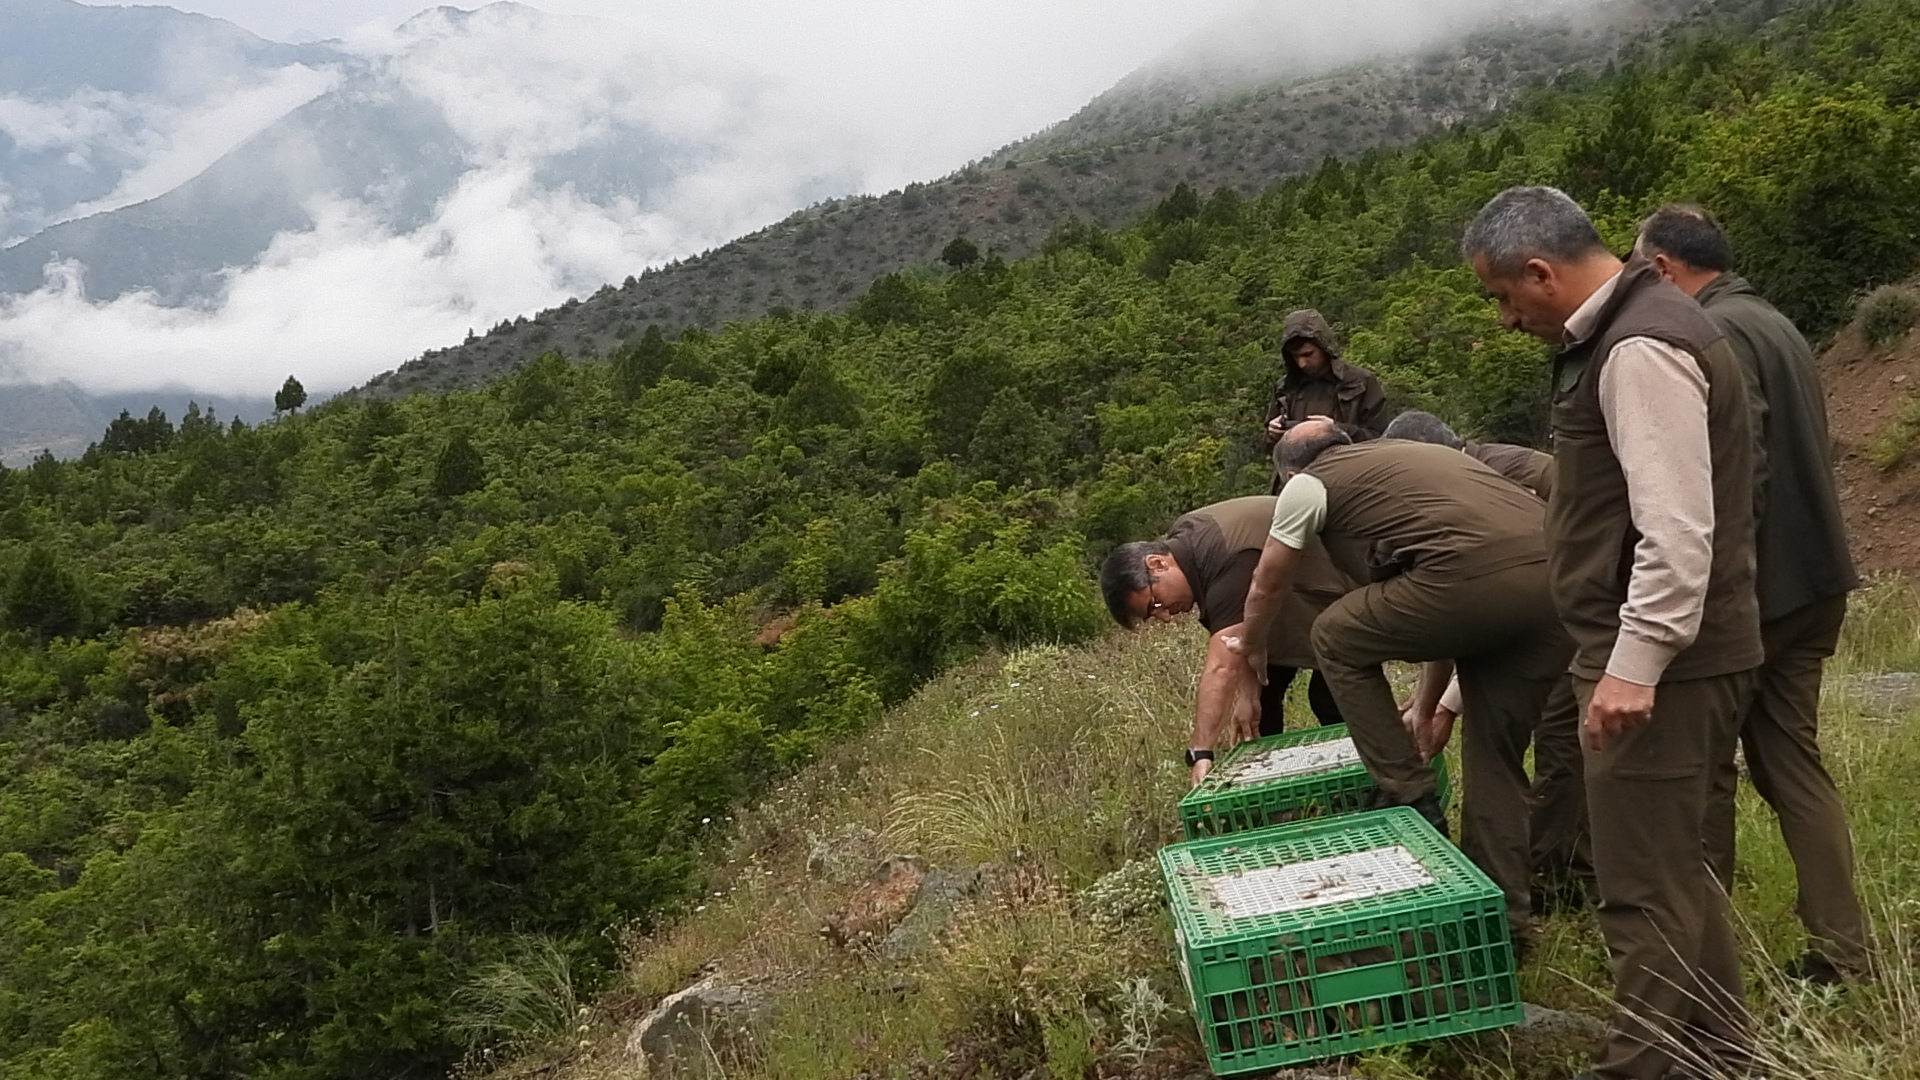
left=4, top=0, right=1920, bottom=1077
left=364, top=0, right=1775, bottom=399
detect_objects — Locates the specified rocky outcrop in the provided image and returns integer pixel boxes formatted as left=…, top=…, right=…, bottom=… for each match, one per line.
left=625, top=977, right=770, bottom=1078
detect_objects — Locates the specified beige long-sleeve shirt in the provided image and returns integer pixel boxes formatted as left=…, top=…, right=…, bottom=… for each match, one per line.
left=1563, top=271, right=1717, bottom=687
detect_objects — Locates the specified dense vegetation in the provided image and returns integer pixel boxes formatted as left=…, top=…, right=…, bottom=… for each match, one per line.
left=5, top=0, right=1920, bottom=1076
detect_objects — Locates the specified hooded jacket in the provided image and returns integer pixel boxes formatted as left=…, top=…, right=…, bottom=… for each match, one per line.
left=1264, top=309, right=1388, bottom=436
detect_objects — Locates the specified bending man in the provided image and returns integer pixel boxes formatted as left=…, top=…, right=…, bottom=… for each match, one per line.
left=1229, top=423, right=1571, bottom=945
left=1100, top=496, right=1354, bottom=785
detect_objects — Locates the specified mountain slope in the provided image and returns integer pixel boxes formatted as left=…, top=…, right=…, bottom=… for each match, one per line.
left=360, top=0, right=1749, bottom=399
left=0, top=0, right=343, bottom=243
left=0, top=74, right=468, bottom=303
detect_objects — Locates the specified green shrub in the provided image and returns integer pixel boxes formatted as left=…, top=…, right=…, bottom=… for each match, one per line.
left=1859, top=285, right=1920, bottom=348
left=1867, top=394, right=1920, bottom=470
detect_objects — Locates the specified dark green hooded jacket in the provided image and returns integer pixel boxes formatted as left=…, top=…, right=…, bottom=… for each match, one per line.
left=1264, top=309, right=1388, bottom=435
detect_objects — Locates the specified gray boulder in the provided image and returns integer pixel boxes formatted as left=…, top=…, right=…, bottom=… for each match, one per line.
left=625, top=977, right=770, bottom=1078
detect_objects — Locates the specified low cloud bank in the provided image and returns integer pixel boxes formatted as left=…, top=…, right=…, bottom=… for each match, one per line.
left=3, top=0, right=1571, bottom=398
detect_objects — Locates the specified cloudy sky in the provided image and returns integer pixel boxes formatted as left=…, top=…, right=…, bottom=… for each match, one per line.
left=0, top=0, right=1528, bottom=398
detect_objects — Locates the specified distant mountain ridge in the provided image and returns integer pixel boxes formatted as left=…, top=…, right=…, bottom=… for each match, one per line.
left=362, top=0, right=1732, bottom=399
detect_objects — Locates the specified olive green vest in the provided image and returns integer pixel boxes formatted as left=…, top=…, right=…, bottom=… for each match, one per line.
left=1548, top=255, right=1762, bottom=681
left=1303, top=440, right=1547, bottom=584
left=1167, top=496, right=1354, bottom=667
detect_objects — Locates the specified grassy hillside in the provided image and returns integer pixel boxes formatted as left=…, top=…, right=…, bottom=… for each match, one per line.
left=4, top=0, right=1920, bottom=1076
left=364, top=0, right=1765, bottom=399
left=524, top=580, right=1920, bottom=1080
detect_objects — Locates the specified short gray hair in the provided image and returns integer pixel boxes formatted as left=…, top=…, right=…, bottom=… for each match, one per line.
left=1461, top=186, right=1609, bottom=278
left=1382, top=410, right=1464, bottom=449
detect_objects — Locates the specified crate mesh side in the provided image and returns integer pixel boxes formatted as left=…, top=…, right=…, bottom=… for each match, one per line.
left=1161, top=810, right=1521, bottom=1074
left=1221, top=738, right=1365, bottom=786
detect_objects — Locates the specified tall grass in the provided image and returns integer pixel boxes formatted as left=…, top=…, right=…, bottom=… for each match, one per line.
left=526, top=583, right=1920, bottom=1080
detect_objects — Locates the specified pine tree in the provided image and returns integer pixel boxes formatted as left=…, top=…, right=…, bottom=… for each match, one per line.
left=275, top=375, right=308, bottom=413
left=432, top=432, right=486, bottom=498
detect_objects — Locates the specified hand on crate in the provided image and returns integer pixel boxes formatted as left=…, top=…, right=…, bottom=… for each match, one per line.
left=1190, top=756, right=1214, bottom=786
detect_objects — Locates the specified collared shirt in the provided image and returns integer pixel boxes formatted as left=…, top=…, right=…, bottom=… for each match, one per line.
left=1562, top=269, right=1717, bottom=687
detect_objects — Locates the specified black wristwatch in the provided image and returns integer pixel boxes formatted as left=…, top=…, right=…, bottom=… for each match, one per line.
left=1184, top=748, right=1215, bottom=767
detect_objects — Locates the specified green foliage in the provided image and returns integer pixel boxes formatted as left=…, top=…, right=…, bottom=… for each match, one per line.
left=3, top=545, right=88, bottom=643
left=1859, top=285, right=1920, bottom=347
left=446, top=935, right=581, bottom=1055
left=7, top=4, right=1920, bottom=1076
left=612, top=324, right=672, bottom=402
left=432, top=431, right=487, bottom=498
left=274, top=375, right=307, bottom=413
left=1867, top=394, right=1920, bottom=469
left=940, top=235, right=981, bottom=269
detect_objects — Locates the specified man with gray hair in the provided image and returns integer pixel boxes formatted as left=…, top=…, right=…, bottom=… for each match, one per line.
left=1465, top=186, right=1762, bottom=1080
left=1639, top=203, right=1869, bottom=985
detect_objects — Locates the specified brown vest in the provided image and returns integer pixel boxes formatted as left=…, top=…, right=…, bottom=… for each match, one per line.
left=1303, top=440, right=1547, bottom=584
left=1548, top=255, right=1762, bottom=681
left=1166, top=496, right=1355, bottom=668
left=1463, top=442, right=1553, bottom=500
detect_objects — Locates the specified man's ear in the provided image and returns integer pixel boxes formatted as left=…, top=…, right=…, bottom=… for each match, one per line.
left=1522, top=257, right=1555, bottom=290
left=1649, top=252, right=1680, bottom=283
left=1143, top=552, right=1172, bottom=575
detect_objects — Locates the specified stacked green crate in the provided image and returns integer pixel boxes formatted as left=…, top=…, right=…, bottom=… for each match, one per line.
left=1160, top=807, right=1521, bottom=1074
left=1178, top=724, right=1451, bottom=840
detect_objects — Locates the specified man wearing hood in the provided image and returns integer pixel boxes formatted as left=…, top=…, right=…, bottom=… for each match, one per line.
left=1264, top=309, right=1389, bottom=444
left=1639, top=204, right=1870, bottom=986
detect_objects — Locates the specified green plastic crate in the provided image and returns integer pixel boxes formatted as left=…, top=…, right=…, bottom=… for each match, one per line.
left=1160, top=807, right=1522, bottom=1074
left=1179, top=724, right=1451, bottom=840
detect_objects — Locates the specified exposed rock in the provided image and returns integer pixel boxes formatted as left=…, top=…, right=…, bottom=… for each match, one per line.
left=1838, top=672, right=1920, bottom=718
left=1517, top=1002, right=1607, bottom=1042
left=626, top=977, right=769, bottom=1078
left=1470, top=1002, right=1607, bottom=1071
left=823, top=854, right=928, bottom=947
left=881, top=867, right=981, bottom=960
left=805, top=824, right=884, bottom=883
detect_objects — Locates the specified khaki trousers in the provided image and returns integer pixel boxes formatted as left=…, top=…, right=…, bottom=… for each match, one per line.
left=1581, top=670, right=1755, bottom=1080
left=1311, top=562, right=1571, bottom=935
left=1530, top=676, right=1594, bottom=896
left=1705, top=595, right=1870, bottom=975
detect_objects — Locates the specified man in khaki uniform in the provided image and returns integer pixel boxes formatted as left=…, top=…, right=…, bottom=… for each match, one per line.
left=1639, top=205, right=1870, bottom=983
left=1465, top=186, right=1762, bottom=1080
left=1228, top=425, right=1572, bottom=945
left=1099, top=497, right=1355, bottom=784
left=1382, top=410, right=1593, bottom=911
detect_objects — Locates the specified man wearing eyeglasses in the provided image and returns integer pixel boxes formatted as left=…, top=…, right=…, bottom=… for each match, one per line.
left=1099, top=496, right=1358, bottom=785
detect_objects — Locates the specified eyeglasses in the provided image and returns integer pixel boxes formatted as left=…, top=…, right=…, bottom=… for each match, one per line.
left=1146, top=579, right=1167, bottom=618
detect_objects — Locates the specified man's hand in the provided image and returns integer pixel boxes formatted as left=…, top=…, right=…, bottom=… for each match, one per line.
left=1410, top=705, right=1456, bottom=763
left=1220, top=633, right=1268, bottom=682
left=1265, top=417, right=1287, bottom=443
left=1583, top=674, right=1656, bottom=754
left=1230, top=684, right=1261, bottom=744
left=1190, top=757, right=1214, bottom=786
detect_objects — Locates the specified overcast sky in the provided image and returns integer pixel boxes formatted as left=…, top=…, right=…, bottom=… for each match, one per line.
left=3, top=0, right=1542, bottom=399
